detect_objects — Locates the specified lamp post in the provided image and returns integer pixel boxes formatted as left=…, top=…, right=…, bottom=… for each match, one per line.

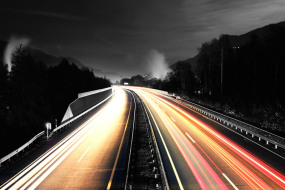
left=46, top=122, right=51, bottom=139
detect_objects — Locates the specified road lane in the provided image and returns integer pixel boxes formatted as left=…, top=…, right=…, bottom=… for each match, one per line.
left=0, top=86, right=133, bottom=190
left=140, top=90, right=229, bottom=189
left=130, top=87, right=285, bottom=190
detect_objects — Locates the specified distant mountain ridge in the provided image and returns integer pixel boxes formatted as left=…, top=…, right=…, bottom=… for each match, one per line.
left=226, top=21, right=285, bottom=47
left=26, top=47, right=86, bottom=69
left=0, top=40, right=85, bottom=69
left=171, top=21, right=285, bottom=74
left=0, top=40, right=120, bottom=82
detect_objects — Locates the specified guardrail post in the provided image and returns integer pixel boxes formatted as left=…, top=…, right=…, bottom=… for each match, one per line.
left=180, top=99, right=285, bottom=151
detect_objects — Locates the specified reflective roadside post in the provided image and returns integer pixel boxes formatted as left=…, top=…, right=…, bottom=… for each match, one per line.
left=46, top=122, right=51, bottom=139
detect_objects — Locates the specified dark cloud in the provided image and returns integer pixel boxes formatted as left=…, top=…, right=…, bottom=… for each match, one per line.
left=0, top=0, right=284, bottom=82
left=0, top=8, right=86, bottom=21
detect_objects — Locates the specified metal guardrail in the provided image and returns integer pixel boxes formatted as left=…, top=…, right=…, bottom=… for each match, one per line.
left=134, top=88, right=285, bottom=150
left=78, top=87, right=112, bottom=98
left=124, top=90, right=136, bottom=190
left=0, top=131, right=45, bottom=167
left=126, top=90, right=169, bottom=189
left=175, top=98, right=285, bottom=150
left=0, top=87, right=114, bottom=167
left=52, top=91, right=113, bottom=134
left=142, top=97, right=170, bottom=190
left=62, top=86, right=113, bottom=122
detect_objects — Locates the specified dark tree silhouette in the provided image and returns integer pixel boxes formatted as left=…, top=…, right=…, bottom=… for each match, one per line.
left=0, top=61, right=9, bottom=123
left=0, top=47, right=111, bottom=157
left=7, top=46, right=48, bottom=134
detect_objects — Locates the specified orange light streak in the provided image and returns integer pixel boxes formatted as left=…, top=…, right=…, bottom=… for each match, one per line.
left=138, top=88, right=285, bottom=189
left=139, top=91, right=228, bottom=190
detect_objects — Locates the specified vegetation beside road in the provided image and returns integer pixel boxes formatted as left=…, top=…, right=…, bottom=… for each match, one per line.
left=0, top=47, right=110, bottom=157
left=121, top=22, right=285, bottom=137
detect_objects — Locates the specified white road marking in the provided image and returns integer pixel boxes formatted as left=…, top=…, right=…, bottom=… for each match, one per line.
left=143, top=100, right=184, bottom=190
left=176, top=100, right=285, bottom=160
left=222, top=173, right=239, bottom=190
left=185, top=133, right=195, bottom=143
left=150, top=93, right=285, bottom=184
left=77, top=147, right=90, bottom=163
left=1, top=107, right=106, bottom=190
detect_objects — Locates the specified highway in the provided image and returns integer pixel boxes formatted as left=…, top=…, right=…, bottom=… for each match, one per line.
left=128, top=87, right=285, bottom=190
left=1, top=85, right=285, bottom=190
left=0, top=87, right=134, bottom=190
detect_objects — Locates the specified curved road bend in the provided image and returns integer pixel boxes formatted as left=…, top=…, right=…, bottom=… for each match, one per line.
left=0, top=86, right=134, bottom=190
left=129, top=86, right=285, bottom=190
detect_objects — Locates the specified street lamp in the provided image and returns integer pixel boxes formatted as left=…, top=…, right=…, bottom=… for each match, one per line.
left=46, top=122, right=51, bottom=139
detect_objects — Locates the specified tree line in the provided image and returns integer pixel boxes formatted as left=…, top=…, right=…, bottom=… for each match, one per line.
left=121, top=23, right=285, bottom=135
left=0, top=46, right=110, bottom=156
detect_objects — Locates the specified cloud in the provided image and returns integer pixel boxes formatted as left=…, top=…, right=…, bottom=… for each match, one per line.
left=4, top=35, right=30, bottom=72
left=0, top=8, right=85, bottom=21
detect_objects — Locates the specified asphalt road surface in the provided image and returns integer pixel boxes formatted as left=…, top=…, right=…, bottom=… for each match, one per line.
left=1, top=85, right=284, bottom=189
left=0, top=87, right=134, bottom=190
left=128, top=86, right=285, bottom=190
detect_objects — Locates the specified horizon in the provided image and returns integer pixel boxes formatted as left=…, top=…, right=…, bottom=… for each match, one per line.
left=1, top=0, right=285, bottom=82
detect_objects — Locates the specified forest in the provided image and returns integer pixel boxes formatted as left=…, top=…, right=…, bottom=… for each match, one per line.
left=0, top=47, right=110, bottom=156
left=122, top=23, right=285, bottom=136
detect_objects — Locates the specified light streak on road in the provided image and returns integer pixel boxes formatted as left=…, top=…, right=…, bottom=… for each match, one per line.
left=143, top=100, right=184, bottom=190
left=107, top=96, right=132, bottom=190
left=186, top=133, right=195, bottom=143
left=0, top=86, right=130, bottom=189
left=139, top=91, right=228, bottom=190
left=131, top=87, right=285, bottom=190
left=157, top=94, right=285, bottom=189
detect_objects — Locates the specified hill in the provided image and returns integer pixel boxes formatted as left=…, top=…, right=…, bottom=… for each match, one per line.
left=0, top=40, right=84, bottom=68
left=0, top=41, right=119, bottom=82
left=154, top=21, right=285, bottom=135
left=170, top=55, right=198, bottom=74
left=171, top=21, right=285, bottom=76
left=226, top=21, right=285, bottom=47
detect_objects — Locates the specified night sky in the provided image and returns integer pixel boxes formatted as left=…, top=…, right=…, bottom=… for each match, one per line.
left=0, top=0, right=284, bottom=81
